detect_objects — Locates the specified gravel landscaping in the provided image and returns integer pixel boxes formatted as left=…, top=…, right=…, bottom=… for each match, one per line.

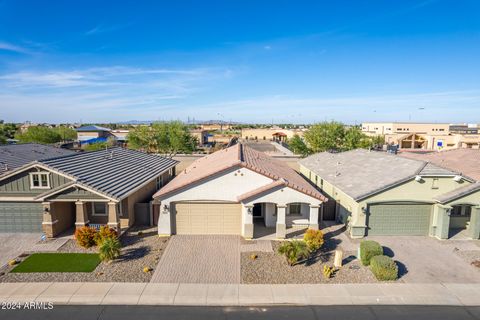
left=241, top=237, right=378, bottom=284
left=0, top=226, right=169, bottom=283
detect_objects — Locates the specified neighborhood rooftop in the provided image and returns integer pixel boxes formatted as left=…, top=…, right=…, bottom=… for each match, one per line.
left=299, top=149, right=459, bottom=201
left=154, top=143, right=326, bottom=201
left=38, top=147, right=178, bottom=200
left=399, top=149, right=480, bottom=181
left=0, top=143, right=76, bottom=175
left=75, top=125, right=112, bottom=132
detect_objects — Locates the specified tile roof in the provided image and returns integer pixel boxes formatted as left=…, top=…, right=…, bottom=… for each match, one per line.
left=300, top=149, right=458, bottom=201
left=0, top=143, right=76, bottom=175
left=154, top=143, right=326, bottom=201
left=75, top=125, right=112, bottom=132
left=39, top=147, right=177, bottom=200
left=398, top=149, right=480, bottom=181
left=434, top=182, right=480, bottom=204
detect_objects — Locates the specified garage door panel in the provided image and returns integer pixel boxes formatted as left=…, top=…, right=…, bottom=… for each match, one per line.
left=175, top=202, right=241, bottom=235
left=0, top=202, right=43, bottom=233
left=368, top=204, right=431, bottom=236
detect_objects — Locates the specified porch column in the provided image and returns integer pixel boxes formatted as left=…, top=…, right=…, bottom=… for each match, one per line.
left=276, top=205, right=286, bottom=239
left=158, top=201, right=172, bottom=236
left=242, top=204, right=254, bottom=239
left=309, top=204, right=320, bottom=230
left=41, top=202, right=55, bottom=238
left=431, top=204, right=450, bottom=239
left=468, top=206, right=480, bottom=240
left=107, top=201, right=120, bottom=230
left=75, top=201, right=89, bottom=228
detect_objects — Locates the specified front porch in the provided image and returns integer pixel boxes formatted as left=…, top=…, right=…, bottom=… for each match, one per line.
left=252, top=220, right=308, bottom=240
left=242, top=201, right=322, bottom=240
left=41, top=200, right=122, bottom=238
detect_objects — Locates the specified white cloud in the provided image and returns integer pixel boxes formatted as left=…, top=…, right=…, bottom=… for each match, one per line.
left=0, top=41, right=29, bottom=54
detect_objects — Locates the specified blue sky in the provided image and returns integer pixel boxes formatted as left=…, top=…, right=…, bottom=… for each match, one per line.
left=0, top=0, right=479, bottom=124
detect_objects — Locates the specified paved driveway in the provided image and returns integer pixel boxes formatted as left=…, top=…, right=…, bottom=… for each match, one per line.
left=150, top=235, right=241, bottom=284
left=364, top=236, right=480, bottom=283
left=0, top=233, right=41, bottom=267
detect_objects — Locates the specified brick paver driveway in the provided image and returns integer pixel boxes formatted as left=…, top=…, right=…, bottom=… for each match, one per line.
left=150, top=235, right=241, bottom=284
left=0, top=234, right=41, bottom=267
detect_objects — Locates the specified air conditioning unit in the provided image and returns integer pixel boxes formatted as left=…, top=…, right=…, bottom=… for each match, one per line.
left=415, top=175, right=423, bottom=182
left=453, top=175, right=462, bottom=182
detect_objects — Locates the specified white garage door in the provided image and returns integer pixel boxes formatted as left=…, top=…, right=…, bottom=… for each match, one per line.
left=174, top=202, right=241, bottom=235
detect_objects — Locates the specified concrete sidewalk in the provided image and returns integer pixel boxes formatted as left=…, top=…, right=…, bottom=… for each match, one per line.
left=0, top=282, right=479, bottom=306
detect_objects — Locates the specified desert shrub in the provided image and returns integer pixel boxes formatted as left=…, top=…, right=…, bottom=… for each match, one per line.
left=277, top=240, right=310, bottom=266
left=98, top=237, right=121, bottom=262
left=370, top=255, right=398, bottom=281
left=323, top=265, right=335, bottom=279
left=75, top=226, right=97, bottom=248
left=94, top=226, right=118, bottom=246
left=303, top=229, right=324, bottom=252
left=359, top=240, right=383, bottom=266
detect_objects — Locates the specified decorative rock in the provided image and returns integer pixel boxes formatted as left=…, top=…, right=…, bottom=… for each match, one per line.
left=334, top=250, right=343, bottom=268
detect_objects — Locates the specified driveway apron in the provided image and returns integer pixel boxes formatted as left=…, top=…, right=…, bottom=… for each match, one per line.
left=150, top=235, right=241, bottom=284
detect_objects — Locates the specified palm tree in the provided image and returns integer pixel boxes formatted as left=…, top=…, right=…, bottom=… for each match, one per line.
left=277, top=240, right=310, bottom=266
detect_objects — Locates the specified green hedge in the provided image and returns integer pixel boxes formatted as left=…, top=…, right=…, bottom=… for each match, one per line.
left=360, top=240, right=383, bottom=266
left=370, top=255, right=398, bottom=281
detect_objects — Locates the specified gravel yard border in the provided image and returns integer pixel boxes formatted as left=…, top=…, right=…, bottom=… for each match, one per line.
left=0, top=226, right=169, bottom=283
left=241, top=239, right=378, bottom=284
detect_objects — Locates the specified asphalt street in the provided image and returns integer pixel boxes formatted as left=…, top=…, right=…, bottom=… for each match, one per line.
left=0, top=305, right=479, bottom=320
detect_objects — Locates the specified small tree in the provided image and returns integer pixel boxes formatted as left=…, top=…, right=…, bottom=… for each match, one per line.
left=127, top=121, right=196, bottom=156
left=303, top=121, right=345, bottom=152
left=16, top=126, right=62, bottom=144
left=277, top=240, right=310, bottom=266
left=52, top=126, right=77, bottom=141
left=288, top=134, right=311, bottom=156
left=343, top=126, right=371, bottom=150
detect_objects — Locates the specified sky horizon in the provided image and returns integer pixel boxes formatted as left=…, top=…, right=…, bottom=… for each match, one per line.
left=1, top=0, right=479, bottom=124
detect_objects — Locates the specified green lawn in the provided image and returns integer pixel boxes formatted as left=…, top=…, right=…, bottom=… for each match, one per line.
left=11, top=253, right=101, bottom=273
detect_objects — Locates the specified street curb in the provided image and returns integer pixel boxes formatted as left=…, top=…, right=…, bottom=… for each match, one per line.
left=0, top=282, right=479, bottom=306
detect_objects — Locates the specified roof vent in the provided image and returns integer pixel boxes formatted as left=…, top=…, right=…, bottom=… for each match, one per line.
left=453, top=175, right=462, bottom=182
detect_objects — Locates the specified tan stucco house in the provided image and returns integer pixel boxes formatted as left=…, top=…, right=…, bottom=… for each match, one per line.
left=153, top=143, right=327, bottom=239
left=0, top=145, right=177, bottom=237
left=299, top=149, right=480, bottom=240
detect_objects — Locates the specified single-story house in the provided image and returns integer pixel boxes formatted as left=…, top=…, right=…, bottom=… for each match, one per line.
left=75, top=125, right=114, bottom=143
left=0, top=146, right=177, bottom=237
left=299, top=149, right=480, bottom=240
left=153, top=143, right=327, bottom=239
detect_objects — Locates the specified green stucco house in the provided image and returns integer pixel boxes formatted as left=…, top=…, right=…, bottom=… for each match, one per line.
left=299, top=149, right=480, bottom=240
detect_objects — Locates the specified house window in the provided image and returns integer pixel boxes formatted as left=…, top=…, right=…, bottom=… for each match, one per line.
left=92, top=202, right=107, bottom=216
left=431, top=178, right=439, bottom=189
left=30, top=172, right=50, bottom=189
left=289, top=203, right=302, bottom=215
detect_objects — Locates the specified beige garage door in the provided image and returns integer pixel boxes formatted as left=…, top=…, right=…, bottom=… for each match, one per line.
left=174, top=202, right=241, bottom=235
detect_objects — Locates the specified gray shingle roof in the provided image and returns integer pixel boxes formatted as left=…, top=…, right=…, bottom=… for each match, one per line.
left=0, top=143, right=76, bottom=175
left=41, top=147, right=178, bottom=200
left=75, top=125, right=112, bottom=132
left=300, top=149, right=458, bottom=201
left=434, top=182, right=480, bottom=204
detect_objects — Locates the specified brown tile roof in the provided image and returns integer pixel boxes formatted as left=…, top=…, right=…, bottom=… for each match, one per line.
left=154, top=143, right=326, bottom=201
left=398, top=149, right=480, bottom=181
